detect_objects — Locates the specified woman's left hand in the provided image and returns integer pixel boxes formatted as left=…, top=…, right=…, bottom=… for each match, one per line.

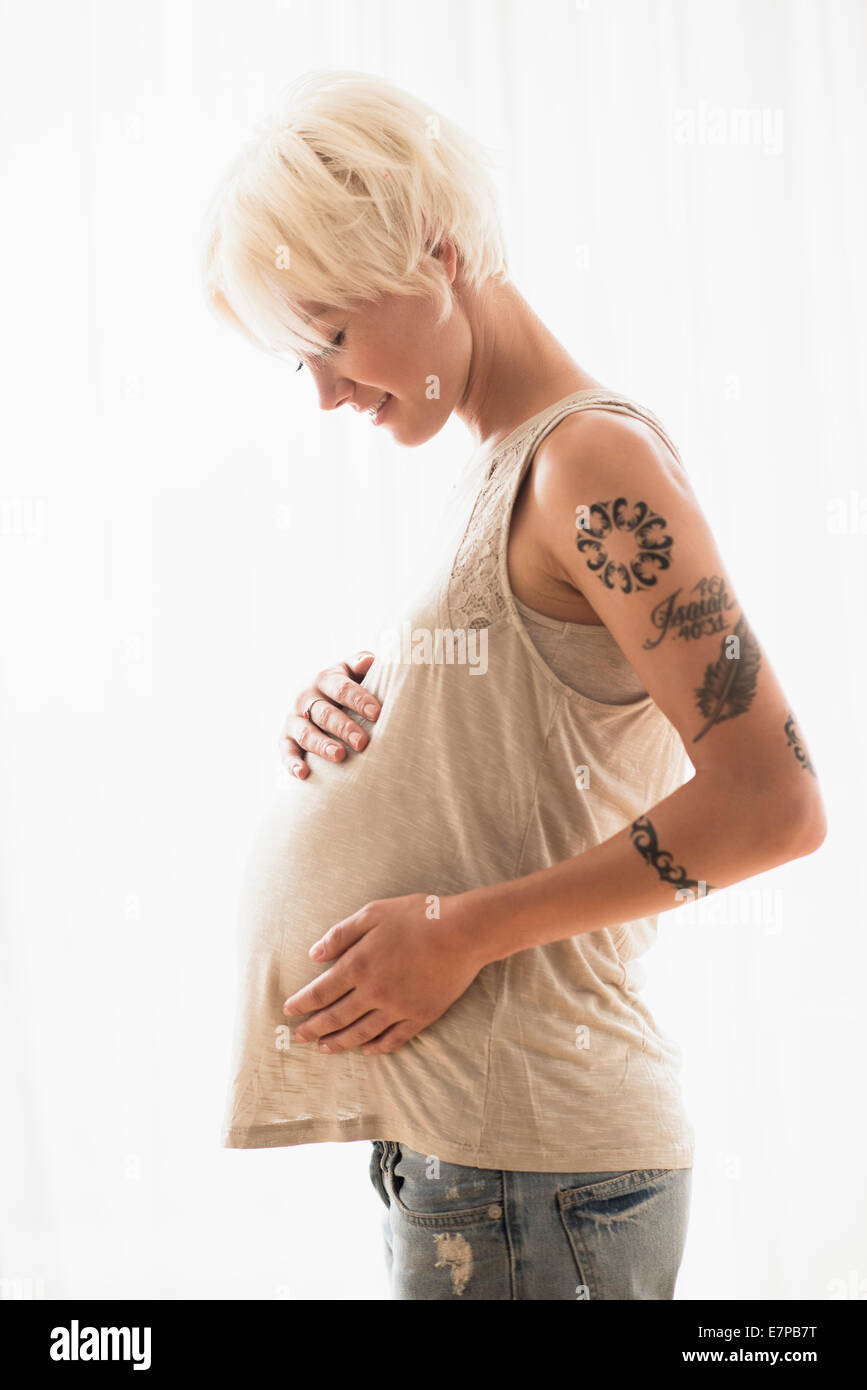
left=282, top=892, right=485, bottom=1055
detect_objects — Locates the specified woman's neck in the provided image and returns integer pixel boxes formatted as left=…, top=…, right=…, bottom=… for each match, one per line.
left=453, top=276, right=605, bottom=454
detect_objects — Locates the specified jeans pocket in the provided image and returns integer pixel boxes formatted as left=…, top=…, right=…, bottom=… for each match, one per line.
left=386, top=1142, right=505, bottom=1230
left=556, top=1168, right=692, bottom=1300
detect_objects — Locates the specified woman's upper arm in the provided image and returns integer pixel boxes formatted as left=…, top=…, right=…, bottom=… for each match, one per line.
left=531, top=410, right=826, bottom=846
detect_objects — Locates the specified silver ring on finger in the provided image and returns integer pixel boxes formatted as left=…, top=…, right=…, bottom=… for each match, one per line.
left=302, top=696, right=327, bottom=730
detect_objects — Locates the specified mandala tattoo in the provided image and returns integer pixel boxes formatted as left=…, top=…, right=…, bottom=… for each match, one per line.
left=630, top=815, right=716, bottom=894
left=575, top=497, right=673, bottom=594
left=693, top=611, right=761, bottom=743
left=783, top=711, right=817, bottom=778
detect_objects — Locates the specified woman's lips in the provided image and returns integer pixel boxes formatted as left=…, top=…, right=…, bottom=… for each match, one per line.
left=369, top=392, right=392, bottom=425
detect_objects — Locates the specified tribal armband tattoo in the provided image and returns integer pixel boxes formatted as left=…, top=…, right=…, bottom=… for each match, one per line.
left=630, top=814, right=716, bottom=895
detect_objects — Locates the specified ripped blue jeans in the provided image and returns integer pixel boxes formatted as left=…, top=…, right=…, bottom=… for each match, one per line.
left=369, top=1140, right=691, bottom=1300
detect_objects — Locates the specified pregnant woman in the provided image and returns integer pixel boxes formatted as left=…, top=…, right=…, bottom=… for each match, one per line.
left=203, top=70, right=827, bottom=1300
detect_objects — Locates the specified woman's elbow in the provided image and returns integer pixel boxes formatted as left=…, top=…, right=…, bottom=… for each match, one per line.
left=784, top=788, right=828, bottom=858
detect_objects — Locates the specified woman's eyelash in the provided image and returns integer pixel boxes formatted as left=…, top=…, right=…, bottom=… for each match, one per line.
left=295, top=329, right=345, bottom=373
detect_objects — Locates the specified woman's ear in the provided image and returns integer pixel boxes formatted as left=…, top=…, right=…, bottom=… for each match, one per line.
left=432, top=236, right=459, bottom=284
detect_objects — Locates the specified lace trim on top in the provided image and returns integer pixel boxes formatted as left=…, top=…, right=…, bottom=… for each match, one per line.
left=446, top=437, right=530, bottom=631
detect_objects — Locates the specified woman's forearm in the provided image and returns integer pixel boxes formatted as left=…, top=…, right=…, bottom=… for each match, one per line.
left=446, top=770, right=827, bottom=968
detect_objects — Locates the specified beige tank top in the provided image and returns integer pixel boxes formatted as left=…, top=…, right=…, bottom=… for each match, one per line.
left=221, top=388, right=696, bottom=1171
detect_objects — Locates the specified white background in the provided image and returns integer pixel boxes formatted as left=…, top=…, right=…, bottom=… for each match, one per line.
left=1, top=0, right=865, bottom=1300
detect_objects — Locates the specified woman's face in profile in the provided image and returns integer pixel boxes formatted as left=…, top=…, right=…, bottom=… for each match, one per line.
left=295, top=247, right=471, bottom=447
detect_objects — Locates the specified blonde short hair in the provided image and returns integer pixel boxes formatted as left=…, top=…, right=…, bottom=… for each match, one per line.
left=202, top=69, right=509, bottom=358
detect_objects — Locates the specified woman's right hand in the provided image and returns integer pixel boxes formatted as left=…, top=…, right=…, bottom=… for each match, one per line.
left=279, top=651, right=381, bottom=779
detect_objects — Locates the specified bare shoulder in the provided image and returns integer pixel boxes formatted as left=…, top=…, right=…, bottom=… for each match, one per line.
left=524, top=407, right=695, bottom=557
left=533, top=405, right=687, bottom=489
left=541, top=403, right=683, bottom=467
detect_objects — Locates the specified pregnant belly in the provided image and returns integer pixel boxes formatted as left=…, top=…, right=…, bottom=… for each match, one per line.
left=235, top=748, right=459, bottom=1014
left=226, top=742, right=505, bottom=1142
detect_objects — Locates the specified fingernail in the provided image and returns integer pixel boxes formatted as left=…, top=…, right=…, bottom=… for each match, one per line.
left=326, top=743, right=340, bottom=757
left=364, top=703, right=378, bottom=719
left=318, top=1042, right=330, bottom=1053
left=349, top=732, right=364, bottom=750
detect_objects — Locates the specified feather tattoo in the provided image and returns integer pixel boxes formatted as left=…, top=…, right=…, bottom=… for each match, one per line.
left=693, top=611, right=761, bottom=743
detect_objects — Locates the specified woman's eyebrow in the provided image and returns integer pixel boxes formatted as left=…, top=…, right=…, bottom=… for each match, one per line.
left=299, top=304, right=330, bottom=325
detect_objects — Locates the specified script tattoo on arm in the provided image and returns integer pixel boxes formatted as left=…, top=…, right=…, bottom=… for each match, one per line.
left=693, top=611, right=761, bottom=743
left=643, top=574, right=737, bottom=649
left=575, top=497, right=673, bottom=594
left=630, top=815, right=716, bottom=894
left=783, top=711, right=817, bottom=778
